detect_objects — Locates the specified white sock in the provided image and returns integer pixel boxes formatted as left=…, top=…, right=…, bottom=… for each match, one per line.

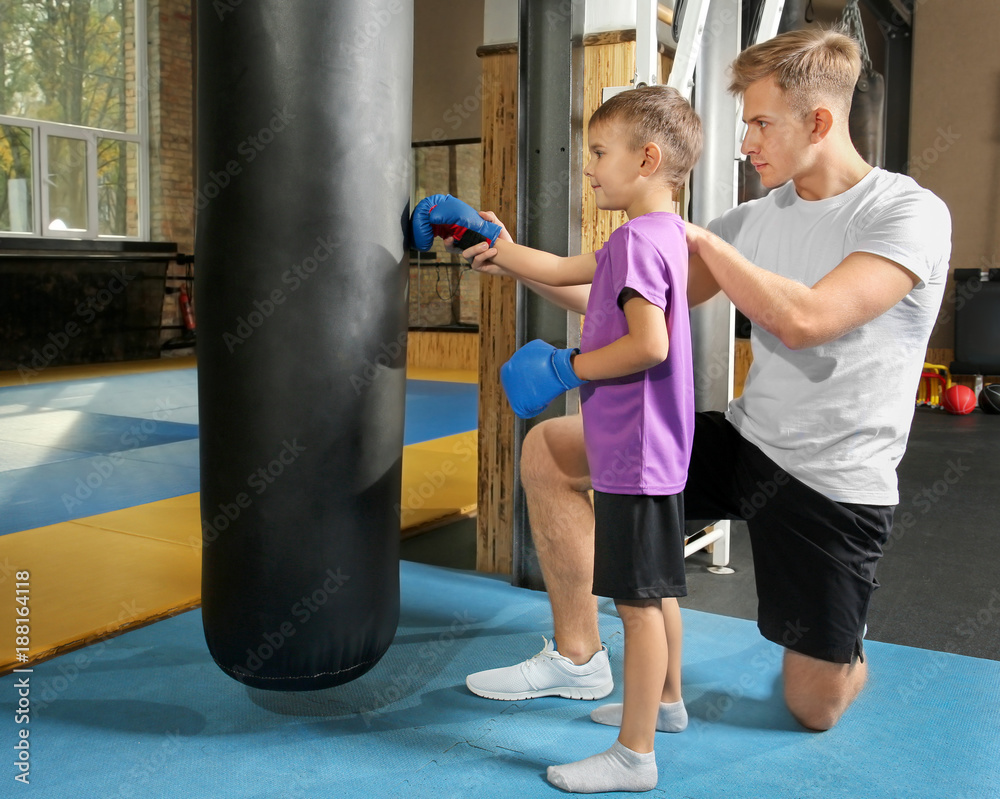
left=546, top=740, right=657, bottom=793
left=589, top=699, right=688, bottom=732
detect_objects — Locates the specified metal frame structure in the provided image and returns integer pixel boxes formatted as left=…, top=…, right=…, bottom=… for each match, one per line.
left=861, top=0, right=914, bottom=174
left=511, top=0, right=586, bottom=590
left=0, top=2, right=149, bottom=241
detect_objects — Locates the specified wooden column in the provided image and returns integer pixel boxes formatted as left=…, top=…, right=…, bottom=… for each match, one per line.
left=476, top=44, right=519, bottom=574
left=473, top=35, right=676, bottom=575
left=581, top=35, right=635, bottom=253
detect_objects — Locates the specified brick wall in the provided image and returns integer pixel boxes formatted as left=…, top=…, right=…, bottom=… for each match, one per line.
left=147, top=0, right=195, bottom=335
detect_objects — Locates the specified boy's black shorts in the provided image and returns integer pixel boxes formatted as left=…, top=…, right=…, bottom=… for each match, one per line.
left=592, top=491, right=687, bottom=600
left=684, top=411, right=895, bottom=664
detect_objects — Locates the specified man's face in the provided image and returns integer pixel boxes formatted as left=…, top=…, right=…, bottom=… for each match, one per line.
left=740, top=76, right=816, bottom=189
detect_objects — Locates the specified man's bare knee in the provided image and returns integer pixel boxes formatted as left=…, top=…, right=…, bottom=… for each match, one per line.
left=783, top=650, right=866, bottom=731
left=520, top=416, right=589, bottom=493
left=520, top=423, right=559, bottom=490
left=785, top=694, right=842, bottom=732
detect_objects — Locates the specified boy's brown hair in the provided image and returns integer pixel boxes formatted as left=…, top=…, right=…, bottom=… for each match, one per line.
left=728, top=28, right=861, bottom=119
left=589, top=85, right=703, bottom=192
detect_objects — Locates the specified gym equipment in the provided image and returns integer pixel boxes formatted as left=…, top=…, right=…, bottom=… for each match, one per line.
left=411, top=194, right=503, bottom=252
left=916, top=363, right=950, bottom=408
left=841, top=0, right=885, bottom=167
left=942, top=384, right=977, bottom=415
left=196, top=0, right=413, bottom=690
left=979, top=384, right=1000, bottom=415
left=950, top=275, right=1000, bottom=376
left=501, top=339, right=586, bottom=419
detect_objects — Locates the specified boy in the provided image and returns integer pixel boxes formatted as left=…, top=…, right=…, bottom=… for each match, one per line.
left=412, top=85, right=703, bottom=793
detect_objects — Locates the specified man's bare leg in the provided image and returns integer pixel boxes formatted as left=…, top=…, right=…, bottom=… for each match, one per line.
left=464, top=414, right=611, bottom=701
left=519, top=415, right=601, bottom=665
left=783, top=649, right=867, bottom=731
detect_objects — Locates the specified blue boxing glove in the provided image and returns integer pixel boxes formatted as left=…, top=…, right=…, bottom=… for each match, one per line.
left=411, top=194, right=503, bottom=252
left=501, top=339, right=587, bottom=419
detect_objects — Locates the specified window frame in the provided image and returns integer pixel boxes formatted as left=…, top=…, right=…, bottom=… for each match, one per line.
left=0, top=1, right=149, bottom=241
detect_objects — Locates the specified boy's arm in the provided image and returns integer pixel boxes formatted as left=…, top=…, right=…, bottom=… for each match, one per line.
left=416, top=196, right=597, bottom=287
left=571, top=294, right=669, bottom=380
left=500, top=293, right=669, bottom=418
left=488, top=240, right=598, bottom=287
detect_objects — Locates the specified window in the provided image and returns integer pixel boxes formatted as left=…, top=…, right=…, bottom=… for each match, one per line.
left=0, top=1, right=146, bottom=239
left=410, top=139, right=482, bottom=329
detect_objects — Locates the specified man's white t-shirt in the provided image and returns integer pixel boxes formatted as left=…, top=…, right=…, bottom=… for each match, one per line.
left=709, top=168, right=952, bottom=505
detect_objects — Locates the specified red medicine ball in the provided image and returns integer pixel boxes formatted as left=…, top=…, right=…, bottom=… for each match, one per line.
left=942, top=384, right=977, bottom=415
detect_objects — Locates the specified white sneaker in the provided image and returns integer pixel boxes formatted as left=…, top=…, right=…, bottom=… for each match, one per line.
left=465, top=637, right=613, bottom=701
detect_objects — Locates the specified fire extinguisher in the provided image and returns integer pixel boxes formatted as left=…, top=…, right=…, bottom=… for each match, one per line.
left=179, top=285, right=196, bottom=333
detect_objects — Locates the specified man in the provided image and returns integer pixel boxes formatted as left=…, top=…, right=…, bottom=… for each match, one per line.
left=463, top=28, right=951, bottom=731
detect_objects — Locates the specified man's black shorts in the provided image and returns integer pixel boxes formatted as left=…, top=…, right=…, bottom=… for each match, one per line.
left=684, top=411, right=895, bottom=664
left=592, top=491, right=687, bottom=601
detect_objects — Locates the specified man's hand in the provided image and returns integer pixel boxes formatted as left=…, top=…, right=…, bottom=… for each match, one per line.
left=446, top=210, right=513, bottom=277
left=685, top=221, right=710, bottom=255
left=683, top=222, right=723, bottom=307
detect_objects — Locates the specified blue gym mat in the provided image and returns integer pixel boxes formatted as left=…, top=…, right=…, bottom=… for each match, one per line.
left=3, top=559, right=997, bottom=798
left=0, top=369, right=478, bottom=535
left=403, top=380, right=479, bottom=446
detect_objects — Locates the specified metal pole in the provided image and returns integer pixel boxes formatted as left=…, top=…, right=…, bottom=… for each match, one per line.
left=689, top=0, right=741, bottom=412
left=511, top=0, right=585, bottom=589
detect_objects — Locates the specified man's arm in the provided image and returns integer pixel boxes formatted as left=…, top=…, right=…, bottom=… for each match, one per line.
left=465, top=240, right=592, bottom=314
left=451, top=211, right=596, bottom=287
left=459, top=212, right=592, bottom=314
left=516, top=276, right=591, bottom=315
left=686, top=223, right=920, bottom=350
left=687, top=250, right=722, bottom=308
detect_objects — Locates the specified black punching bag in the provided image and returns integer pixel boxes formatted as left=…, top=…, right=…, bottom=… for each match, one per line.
left=195, top=0, right=413, bottom=690
left=842, top=0, right=885, bottom=167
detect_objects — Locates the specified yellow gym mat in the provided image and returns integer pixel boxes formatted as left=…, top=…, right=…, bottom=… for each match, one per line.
left=0, top=430, right=477, bottom=675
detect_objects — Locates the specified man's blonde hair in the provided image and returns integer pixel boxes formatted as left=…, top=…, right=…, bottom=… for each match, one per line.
left=728, top=28, right=861, bottom=118
left=589, top=85, right=703, bottom=192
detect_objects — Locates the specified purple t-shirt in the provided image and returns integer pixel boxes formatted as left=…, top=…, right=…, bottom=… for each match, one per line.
left=580, top=212, right=694, bottom=495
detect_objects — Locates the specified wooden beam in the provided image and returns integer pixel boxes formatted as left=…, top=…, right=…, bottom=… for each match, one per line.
left=476, top=49, right=519, bottom=574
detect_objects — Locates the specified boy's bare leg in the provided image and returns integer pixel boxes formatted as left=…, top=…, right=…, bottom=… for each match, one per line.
left=520, top=415, right=602, bottom=665
left=660, top=597, right=683, bottom=704
left=546, top=599, right=662, bottom=793
left=590, top=598, right=689, bottom=732
left=783, top=649, right=868, bottom=731
left=616, top=600, right=668, bottom=754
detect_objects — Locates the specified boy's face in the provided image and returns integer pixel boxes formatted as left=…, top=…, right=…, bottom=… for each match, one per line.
left=740, top=76, right=816, bottom=189
left=584, top=120, right=644, bottom=212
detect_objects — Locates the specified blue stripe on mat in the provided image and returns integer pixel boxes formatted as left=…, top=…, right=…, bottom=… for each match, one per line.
left=0, top=369, right=201, bottom=420
left=0, top=370, right=477, bottom=535
left=5, top=560, right=997, bottom=798
left=403, top=380, right=478, bottom=445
